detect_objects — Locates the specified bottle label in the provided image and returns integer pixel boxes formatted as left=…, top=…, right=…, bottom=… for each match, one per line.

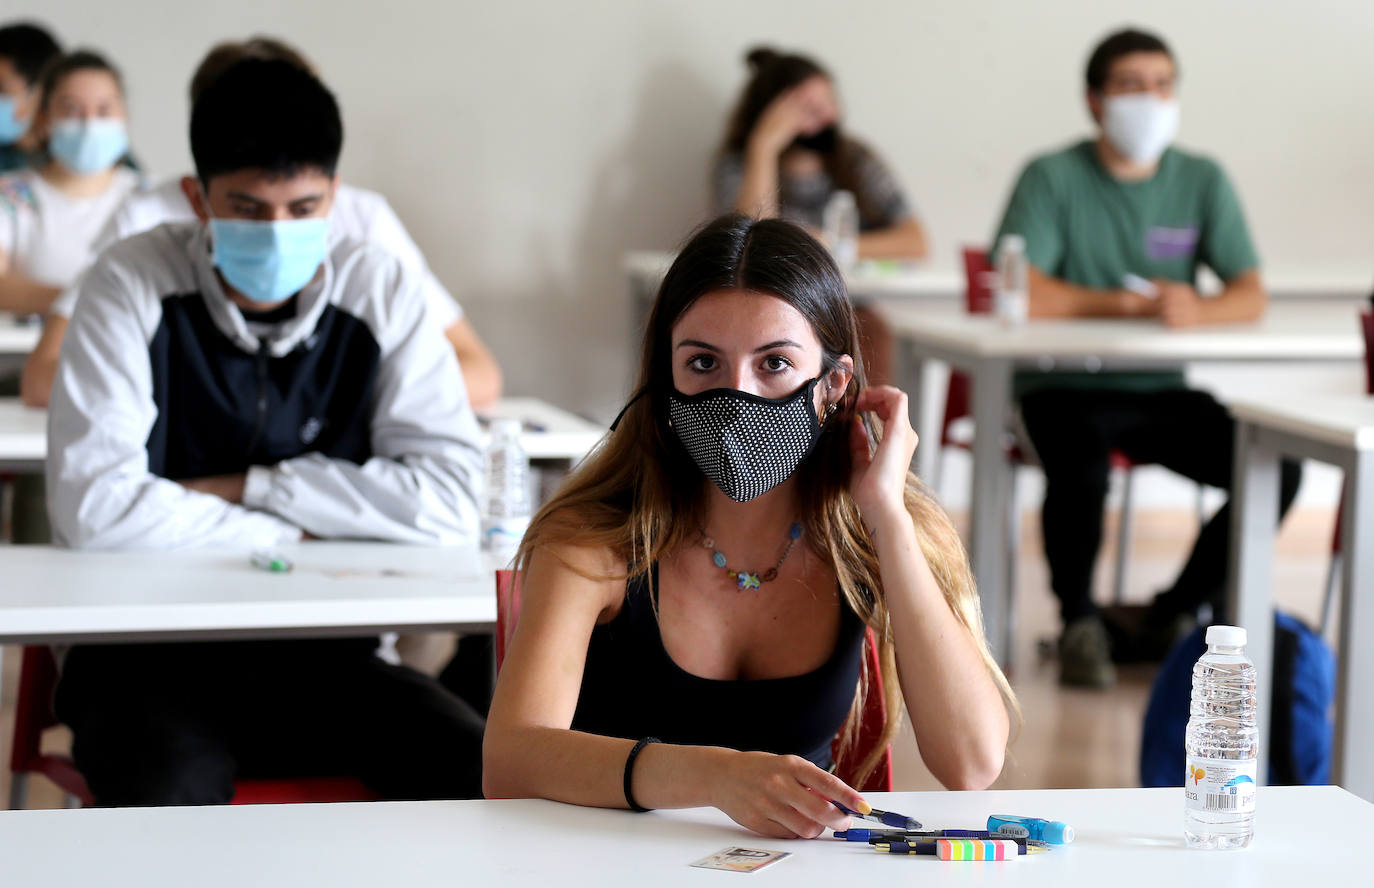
left=1184, top=756, right=1257, bottom=814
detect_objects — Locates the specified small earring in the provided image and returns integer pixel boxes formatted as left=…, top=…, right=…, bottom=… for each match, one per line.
left=821, top=401, right=838, bottom=425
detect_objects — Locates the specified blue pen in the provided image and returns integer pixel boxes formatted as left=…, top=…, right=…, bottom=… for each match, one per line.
left=832, top=828, right=917, bottom=842
left=834, top=828, right=989, bottom=842
left=833, top=803, right=922, bottom=830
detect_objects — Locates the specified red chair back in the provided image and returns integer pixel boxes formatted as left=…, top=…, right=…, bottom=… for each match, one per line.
left=492, top=570, right=891, bottom=791
left=9, top=646, right=94, bottom=805
left=495, top=569, right=523, bottom=670
left=962, top=247, right=997, bottom=314
left=9, top=646, right=376, bottom=807
left=941, top=248, right=996, bottom=440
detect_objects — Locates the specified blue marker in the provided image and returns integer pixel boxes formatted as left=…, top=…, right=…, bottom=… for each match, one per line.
left=833, top=828, right=920, bottom=842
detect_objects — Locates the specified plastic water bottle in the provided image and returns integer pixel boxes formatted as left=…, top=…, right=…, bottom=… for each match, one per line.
left=1184, top=625, right=1258, bottom=850
left=823, top=190, right=859, bottom=273
left=482, top=419, right=530, bottom=564
left=995, top=234, right=1029, bottom=326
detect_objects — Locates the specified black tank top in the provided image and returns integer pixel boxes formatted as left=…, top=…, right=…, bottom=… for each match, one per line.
left=571, top=565, right=866, bottom=768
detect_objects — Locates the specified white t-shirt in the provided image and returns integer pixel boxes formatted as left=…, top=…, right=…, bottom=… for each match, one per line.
left=0, top=168, right=141, bottom=289
left=49, top=177, right=463, bottom=329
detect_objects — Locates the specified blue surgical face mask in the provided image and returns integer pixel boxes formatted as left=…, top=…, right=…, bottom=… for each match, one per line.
left=209, top=216, right=331, bottom=305
left=49, top=118, right=129, bottom=174
left=0, top=96, right=28, bottom=144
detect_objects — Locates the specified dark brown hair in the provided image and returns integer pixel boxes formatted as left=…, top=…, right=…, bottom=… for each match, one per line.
left=189, top=36, right=313, bottom=104
left=1086, top=28, right=1175, bottom=92
left=0, top=22, right=61, bottom=86
left=37, top=49, right=124, bottom=114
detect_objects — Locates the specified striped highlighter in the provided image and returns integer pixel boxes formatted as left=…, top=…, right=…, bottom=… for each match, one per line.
left=937, top=839, right=1021, bottom=861
left=875, top=839, right=1026, bottom=858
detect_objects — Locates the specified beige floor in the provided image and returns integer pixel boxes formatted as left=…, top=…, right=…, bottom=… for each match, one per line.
left=0, top=507, right=1337, bottom=808
left=894, top=505, right=1335, bottom=792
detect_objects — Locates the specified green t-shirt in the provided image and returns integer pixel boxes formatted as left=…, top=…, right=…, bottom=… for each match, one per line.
left=991, top=139, right=1260, bottom=398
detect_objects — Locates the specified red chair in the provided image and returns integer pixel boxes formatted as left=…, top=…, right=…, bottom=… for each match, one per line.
left=941, top=249, right=1182, bottom=615
left=7, top=646, right=377, bottom=809
left=829, top=628, right=892, bottom=793
left=493, top=570, right=892, bottom=792
left=1319, top=310, right=1374, bottom=633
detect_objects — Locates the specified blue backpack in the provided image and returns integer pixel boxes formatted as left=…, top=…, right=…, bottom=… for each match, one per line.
left=1140, top=612, right=1335, bottom=787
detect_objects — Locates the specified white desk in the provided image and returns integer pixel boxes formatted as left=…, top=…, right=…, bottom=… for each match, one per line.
left=0, top=786, right=1366, bottom=885
left=477, top=396, right=603, bottom=464
left=625, top=248, right=963, bottom=301
left=0, top=314, right=40, bottom=357
left=0, top=396, right=603, bottom=474
left=0, top=542, right=500, bottom=747
left=891, top=302, right=1367, bottom=664
left=0, top=398, right=43, bottom=472
left=625, top=250, right=1370, bottom=335
left=1228, top=395, right=1374, bottom=801
left=0, top=542, right=500, bottom=647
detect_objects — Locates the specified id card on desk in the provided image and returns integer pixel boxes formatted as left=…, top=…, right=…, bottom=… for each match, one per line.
left=690, top=846, right=791, bottom=873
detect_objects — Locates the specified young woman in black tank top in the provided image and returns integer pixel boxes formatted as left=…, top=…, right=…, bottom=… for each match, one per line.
left=485, top=216, right=1016, bottom=840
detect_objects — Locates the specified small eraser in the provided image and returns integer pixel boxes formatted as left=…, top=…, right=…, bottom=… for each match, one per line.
left=936, top=839, right=1020, bottom=861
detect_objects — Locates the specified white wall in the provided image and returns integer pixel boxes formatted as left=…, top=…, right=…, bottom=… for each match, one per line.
left=26, top=0, right=1374, bottom=428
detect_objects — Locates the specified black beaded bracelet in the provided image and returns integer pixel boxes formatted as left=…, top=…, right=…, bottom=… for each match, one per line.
left=623, top=737, right=659, bottom=812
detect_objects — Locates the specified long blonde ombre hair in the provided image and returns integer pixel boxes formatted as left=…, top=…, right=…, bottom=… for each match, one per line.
left=517, top=215, right=1017, bottom=783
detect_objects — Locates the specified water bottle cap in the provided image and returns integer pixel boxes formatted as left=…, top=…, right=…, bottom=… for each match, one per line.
left=828, top=189, right=856, bottom=209
left=1205, top=625, right=1247, bottom=648
left=999, top=233, right=1026, bottom=253
left=490, top=418, right=522, bottom=439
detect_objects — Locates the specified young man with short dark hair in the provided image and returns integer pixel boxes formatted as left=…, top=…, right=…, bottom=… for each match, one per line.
left=991, top=28, right=1302, bottom=688
left=47, top=58, right=486, bottom=804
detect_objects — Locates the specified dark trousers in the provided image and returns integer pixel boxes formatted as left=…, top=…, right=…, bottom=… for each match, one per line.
left=55, top=638, right=485, bottom=806
left=1019, top=387, right=1302, bottom=626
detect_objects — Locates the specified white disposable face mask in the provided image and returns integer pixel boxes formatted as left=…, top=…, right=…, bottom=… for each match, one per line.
left=1101, top=93, right=1180, bottom=165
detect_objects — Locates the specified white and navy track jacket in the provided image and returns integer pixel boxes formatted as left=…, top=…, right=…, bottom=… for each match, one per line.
left=47, top=221, right=484, bottom=549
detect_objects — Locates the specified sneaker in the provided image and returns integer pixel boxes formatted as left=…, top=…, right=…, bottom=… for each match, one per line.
left=1058, top=616, right=1117, bottom=689
left=1137, top=595, right=1202, bottom=660
left=1138, top=611, right=1198, bottom=661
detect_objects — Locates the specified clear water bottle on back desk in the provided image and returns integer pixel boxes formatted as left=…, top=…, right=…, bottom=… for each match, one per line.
left=482, top=418, right=530, bottom=566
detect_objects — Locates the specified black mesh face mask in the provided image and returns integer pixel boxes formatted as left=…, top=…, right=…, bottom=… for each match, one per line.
left=667, top=377, right=828, bottom=503
left=792, top=124, right=839, bottom=155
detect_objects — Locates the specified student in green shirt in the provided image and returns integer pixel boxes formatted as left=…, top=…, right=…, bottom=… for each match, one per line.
left=990, top=29, right=1301, bottom=689
left=0, top=22, right=61, bottom=174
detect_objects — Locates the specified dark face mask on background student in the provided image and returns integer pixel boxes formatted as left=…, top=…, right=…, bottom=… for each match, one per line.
left=792, top=124, right=839, bottom=155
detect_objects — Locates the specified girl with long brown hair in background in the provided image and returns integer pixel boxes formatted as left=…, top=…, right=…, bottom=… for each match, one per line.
left=484, top=215, right=1014, bottom=839
left=714, top=46, right=926, bottom=386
